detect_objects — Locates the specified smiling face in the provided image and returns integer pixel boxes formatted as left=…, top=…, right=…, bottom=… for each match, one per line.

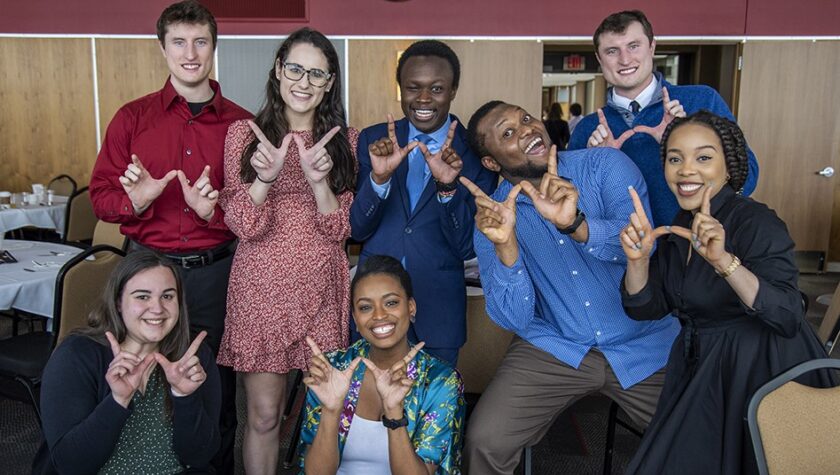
left=596, top=21, right=656, bottom=99
left=664, top=122, right=729, bottom=212
left=119, top=266, right=179, bottom=350
left=277, top=42, right=334, bottom=124
left=160, top=22, right=214, bottom=94
left=352, top=273, right=416, bottom=351
left=399, top=55, right=458, bottom=133
left=477, top=104, right=551, bottom=183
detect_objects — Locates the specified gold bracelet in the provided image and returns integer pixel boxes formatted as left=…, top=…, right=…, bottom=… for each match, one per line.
left=716, top=254, right=741, bottom=278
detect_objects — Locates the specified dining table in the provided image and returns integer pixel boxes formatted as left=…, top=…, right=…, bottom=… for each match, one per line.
left=0, top=195, right=68, bottom=237
left=0, top=240, right=83, bottom=321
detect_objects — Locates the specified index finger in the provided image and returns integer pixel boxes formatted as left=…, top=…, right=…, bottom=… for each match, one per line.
left=182, top=330, right=207, bottom=362
left=386, top=113, right=397, bottom=144
left=628, top=186, right=650, bottom=227
left=247, top=120, right=273, bottom=149
left=105, top=331, right=121, bottom=357
left=443, top=120, right=457, bottom=149
left=305, top=336, right=323, bottom=356
left=459, top=176, right=487, bottom=199
left=402, top=341, right=425, bottom=365
left=314, top=126, right=341, bottom=150
left=701, top=184, right=713, bottom=215
left=505, top=183, right=522, bottom=206
left=597, top=108, right=608, bottom=128
left=661, top=87, right=671, bottom=105
left=547, top=144, right=558, bottom=176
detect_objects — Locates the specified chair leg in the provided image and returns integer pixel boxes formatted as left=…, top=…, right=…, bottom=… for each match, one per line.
left=283, top=370, right=303, bottom=421
left=282, top=404, right=306, bottom=469
left=603, top=401, right=619, bottom=475
left=16, top=376, right=42, bottom=425
left=523, top=445, right=532, bottom=475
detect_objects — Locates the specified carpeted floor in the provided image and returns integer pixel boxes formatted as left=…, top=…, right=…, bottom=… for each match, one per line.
left=2, top=272, right=838, bottom=474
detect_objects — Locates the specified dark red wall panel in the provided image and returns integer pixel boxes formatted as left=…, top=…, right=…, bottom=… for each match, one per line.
left=0, top=0, right=836, bottom=36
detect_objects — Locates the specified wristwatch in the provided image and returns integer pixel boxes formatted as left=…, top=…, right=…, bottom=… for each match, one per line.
left=557, top=208, right=586, bottom=235
left=381, top=414, right=409, bottom=430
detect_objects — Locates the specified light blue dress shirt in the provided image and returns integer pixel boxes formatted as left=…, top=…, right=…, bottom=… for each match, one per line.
left=474, top=147, right=680, bottom=389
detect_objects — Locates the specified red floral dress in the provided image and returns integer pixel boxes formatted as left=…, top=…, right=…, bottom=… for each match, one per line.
left=217, top=120, right=358, bottom=373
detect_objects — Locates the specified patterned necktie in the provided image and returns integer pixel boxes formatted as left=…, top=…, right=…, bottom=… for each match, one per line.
left=407, top=134, right=433, bottom=211
left=630, top=100, right=641, bottom=114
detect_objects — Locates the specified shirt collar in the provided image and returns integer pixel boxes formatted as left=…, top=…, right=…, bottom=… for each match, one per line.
left=610, top=72, right=660, bottom=111
left=407, top=114, right=453, bottom=146
left=161, top=78, right=223, bottom=119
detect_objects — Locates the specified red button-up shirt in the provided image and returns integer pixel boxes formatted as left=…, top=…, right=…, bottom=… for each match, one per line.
left=90, top=79, right=252, bottom=253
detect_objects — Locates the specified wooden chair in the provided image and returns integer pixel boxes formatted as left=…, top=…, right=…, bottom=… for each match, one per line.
left=92, top=220, right=127, bottom=251
left=0, top=245, right=124, bottom=421
left=748, top=358, right=840, bottom=474
left=47, top=174, right=77, bottom=197
left=63, top=187, right=97, bottom=245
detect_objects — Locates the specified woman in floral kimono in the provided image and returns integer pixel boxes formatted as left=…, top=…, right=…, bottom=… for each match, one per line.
left=298, top=255, right=465, bottom=474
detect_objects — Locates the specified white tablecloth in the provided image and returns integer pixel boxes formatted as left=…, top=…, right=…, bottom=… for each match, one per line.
left=0, top=240, right=83, bottom=318
left=0, top=195, right=68, bottom=236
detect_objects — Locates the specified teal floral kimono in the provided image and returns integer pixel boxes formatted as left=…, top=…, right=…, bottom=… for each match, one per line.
left=298, top=339, right=465, bottom=474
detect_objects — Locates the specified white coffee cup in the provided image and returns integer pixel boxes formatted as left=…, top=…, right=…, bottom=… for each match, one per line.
left=27, top=193, right=39, bottom=206
left=32, top=183, right=45, bottom=195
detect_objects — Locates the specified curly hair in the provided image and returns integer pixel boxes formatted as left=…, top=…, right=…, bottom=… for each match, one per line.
left=240, top=28, right=355, bottom=194
left=660, top=110, right=749, bottom=193
left=396, top=40, right=461, bottom=89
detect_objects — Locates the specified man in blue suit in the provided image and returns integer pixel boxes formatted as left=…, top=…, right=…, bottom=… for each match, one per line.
left=350, top=40, right=497, bottom=365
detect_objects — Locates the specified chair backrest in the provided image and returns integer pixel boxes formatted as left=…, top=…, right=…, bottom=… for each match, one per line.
left=53, top=245, right=125, bottom=347
left=748, top=358, right=840, bottom=475
left=64, top=187, right=97, bottom=244
left=92, top=220, right=126, bottom=251
left=457, top=289, right=514, bottom=394
left=47, top=174, right=77, bottom=197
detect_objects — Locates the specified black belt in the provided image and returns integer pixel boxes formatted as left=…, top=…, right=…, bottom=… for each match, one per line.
left=130, top=240, right=236, bottom=269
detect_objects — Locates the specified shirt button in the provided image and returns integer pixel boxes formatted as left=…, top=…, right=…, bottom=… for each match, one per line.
left=182, top=237, right=189, bottom=242
left=558, top=239, right=564, bottom=245
left=596, top=331, right=602, bottom=336
left=517, top=270, right=523, bottom=275
left=588, top=248, right=594, bottom=252
left=184, top=208, right=189, bottom=213
left=524, top=296, right=529, bottom=301
left=186, top=148, right=192, bottom=156
left=188, top=120, right=193, bottom=125
left=404, top=227, right=412, bottom=234
left=613, top=257, right=618, bottom=261
left=571, top=270, right=578, bottom=275
left=585, top=301, right=591, bottom=307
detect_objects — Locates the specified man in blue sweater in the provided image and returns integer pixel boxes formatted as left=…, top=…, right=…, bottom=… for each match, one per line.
left=569, top=10, right=759, bottom=227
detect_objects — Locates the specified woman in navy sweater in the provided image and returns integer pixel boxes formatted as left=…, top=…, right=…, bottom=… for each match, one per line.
left=35, top=251, right=221, bottom=475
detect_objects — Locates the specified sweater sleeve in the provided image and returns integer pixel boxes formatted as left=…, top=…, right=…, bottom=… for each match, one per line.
left=171, top=343, right=222, bottom=469
left=40, top=336, right=132, bottom=475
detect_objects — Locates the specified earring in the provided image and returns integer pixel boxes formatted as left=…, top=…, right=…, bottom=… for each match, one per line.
left=725, top=174, right=731, bottom=182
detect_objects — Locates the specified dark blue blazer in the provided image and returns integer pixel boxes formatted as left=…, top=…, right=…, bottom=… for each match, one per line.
left=350, top=116, right=497, bottom=348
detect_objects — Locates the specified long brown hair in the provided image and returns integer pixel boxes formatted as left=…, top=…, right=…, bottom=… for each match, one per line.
left=240, top=28, right=355, bottom=194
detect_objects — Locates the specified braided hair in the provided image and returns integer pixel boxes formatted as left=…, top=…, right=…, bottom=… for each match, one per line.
left=660, top=110, right=749, bottom=193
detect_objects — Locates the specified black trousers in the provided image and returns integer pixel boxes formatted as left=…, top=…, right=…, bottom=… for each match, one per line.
left=128, top=242, right=237, bottom=475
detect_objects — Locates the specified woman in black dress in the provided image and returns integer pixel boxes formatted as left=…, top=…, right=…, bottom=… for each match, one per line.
left=619, top=110, right=833, bottom=474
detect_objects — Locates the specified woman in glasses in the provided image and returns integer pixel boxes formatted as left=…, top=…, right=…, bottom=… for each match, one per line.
left=217, top=27, right=358, bottom=474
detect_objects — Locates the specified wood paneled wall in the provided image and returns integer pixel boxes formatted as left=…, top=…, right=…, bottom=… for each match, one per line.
left=347, top=40, right=542, bottom=131
left=0, top=38, right=96, bottom=192
left=96, top=39, right=171, bottom=134
left=738, top=41, right=840, bottom=255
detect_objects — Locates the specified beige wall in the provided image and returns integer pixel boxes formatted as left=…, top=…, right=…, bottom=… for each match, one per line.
left=347, top=39, right=542, bottom=130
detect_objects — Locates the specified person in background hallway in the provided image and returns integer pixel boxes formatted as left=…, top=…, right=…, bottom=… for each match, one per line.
left=620, top=111, right=835, bottom=474
left=88, top=2, right=250, bottom=471
left=543, top=102, right=570, bottom=150
left=461, top=100, right=679, bottom=475
left=567, top=102, right=583, bottom=135
left=298, top=255, right=464, bottom=474
left=35, top=251, right=220, bottom=475
left=568, top=9, right=759, bottom=227
left=349, top=40, right=497, bottom=366
left=217, top=28, right=358, bottom=475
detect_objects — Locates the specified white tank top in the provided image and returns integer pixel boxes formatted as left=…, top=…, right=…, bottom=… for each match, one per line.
left=336, top=414, right=392, bottom=475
